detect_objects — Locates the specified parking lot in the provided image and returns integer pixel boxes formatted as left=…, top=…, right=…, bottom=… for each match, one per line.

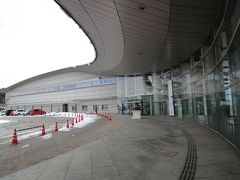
left=0, top=114, right=112, bottom=177
left=0, top=116, right=67, bottom=140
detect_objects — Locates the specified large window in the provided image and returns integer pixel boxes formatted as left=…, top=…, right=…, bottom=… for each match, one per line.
left=156, top=1, right=240, bottom=151
left=82, top=105, right=88, bottom=111
left=102, top=105, right=108, bottom=110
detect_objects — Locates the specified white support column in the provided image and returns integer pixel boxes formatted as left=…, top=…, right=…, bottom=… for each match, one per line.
left=124, top=76, right=128, bottom=97
left=152, top=73, right=160, bottom=115
left=168, top=80, right=175, bottom=116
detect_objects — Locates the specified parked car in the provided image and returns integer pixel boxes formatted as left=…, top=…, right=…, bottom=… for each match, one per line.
left=24, top=109, right=32, bottom=116
left=5, top=110, right=15, bottom=116
left=28, top=109, right=46, bottom=116
left=0, top=110, right=5, bottom=116
left=13, top=109, right=26, bottom=116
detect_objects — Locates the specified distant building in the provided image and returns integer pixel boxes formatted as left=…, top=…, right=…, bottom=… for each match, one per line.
left=4, top=70, right=118, bottom=113
left=0, top=88, right=5, bottom=109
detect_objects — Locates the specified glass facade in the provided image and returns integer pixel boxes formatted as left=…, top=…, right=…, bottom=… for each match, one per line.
left=117, top=76, right=154, bottom=115
left=154, top=0, right=240, bottom=151
left=120, top=95, right=153, bottom=115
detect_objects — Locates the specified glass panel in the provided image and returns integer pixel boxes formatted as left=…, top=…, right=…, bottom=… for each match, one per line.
left=141, top=95, right=153, bottom=116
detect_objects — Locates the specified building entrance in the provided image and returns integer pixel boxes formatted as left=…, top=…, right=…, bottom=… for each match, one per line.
left=121, top=95, right=153, bottom=115
left=63, top=104, right=68, bottom=112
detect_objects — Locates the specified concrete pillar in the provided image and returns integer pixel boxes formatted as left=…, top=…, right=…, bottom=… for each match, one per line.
left=146, top=95, right=153, bottom=116
left=168, top=80, right=175, bottom=116
left=152, top=73, right=161, bottom=115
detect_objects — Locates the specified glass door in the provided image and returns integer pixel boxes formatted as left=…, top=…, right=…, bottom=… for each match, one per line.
left=141, top=95, right=153, bottom=116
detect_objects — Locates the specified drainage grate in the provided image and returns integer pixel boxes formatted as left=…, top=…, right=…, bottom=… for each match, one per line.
left=179, top=130, right=197, bottom=180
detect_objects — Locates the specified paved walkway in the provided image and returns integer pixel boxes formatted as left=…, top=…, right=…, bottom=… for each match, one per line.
left=0, top=115, right=239, bottom=180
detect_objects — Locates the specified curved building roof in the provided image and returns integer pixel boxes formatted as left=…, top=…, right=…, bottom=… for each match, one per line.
left=6, top=0, right=225, bottom=91
left=55, top=0, right=224, bottom=75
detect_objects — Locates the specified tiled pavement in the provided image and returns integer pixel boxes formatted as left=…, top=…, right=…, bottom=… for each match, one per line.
left=0, top=115, right=239, bottom=180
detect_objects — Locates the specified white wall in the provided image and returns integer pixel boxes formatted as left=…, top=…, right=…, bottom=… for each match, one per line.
left=6, top=84, right=117, bottom=105
left=6, top=72, right=118, bottom=113
left=10, top=72, right=98, bottom=92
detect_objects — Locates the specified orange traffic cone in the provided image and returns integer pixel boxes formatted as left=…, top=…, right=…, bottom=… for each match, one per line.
left=41, top=124, right=46, bottom=136
left=66, top=120, right=69, bottom=128
left=54, top=122, right=58, bottom=132
left=11, top=129, right=18, bottom=145
left=71, top=119, right=74, bottom=128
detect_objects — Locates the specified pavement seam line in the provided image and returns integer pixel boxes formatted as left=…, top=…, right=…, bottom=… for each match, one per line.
left=63, top=152, right=74, bottom=180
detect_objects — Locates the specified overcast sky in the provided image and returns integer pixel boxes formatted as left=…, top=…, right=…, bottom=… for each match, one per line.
left=0, top=0, right=95, bottom=88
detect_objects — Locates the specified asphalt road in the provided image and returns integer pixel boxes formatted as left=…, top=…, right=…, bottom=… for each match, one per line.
left=0, top=116, right=115, bottom=177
